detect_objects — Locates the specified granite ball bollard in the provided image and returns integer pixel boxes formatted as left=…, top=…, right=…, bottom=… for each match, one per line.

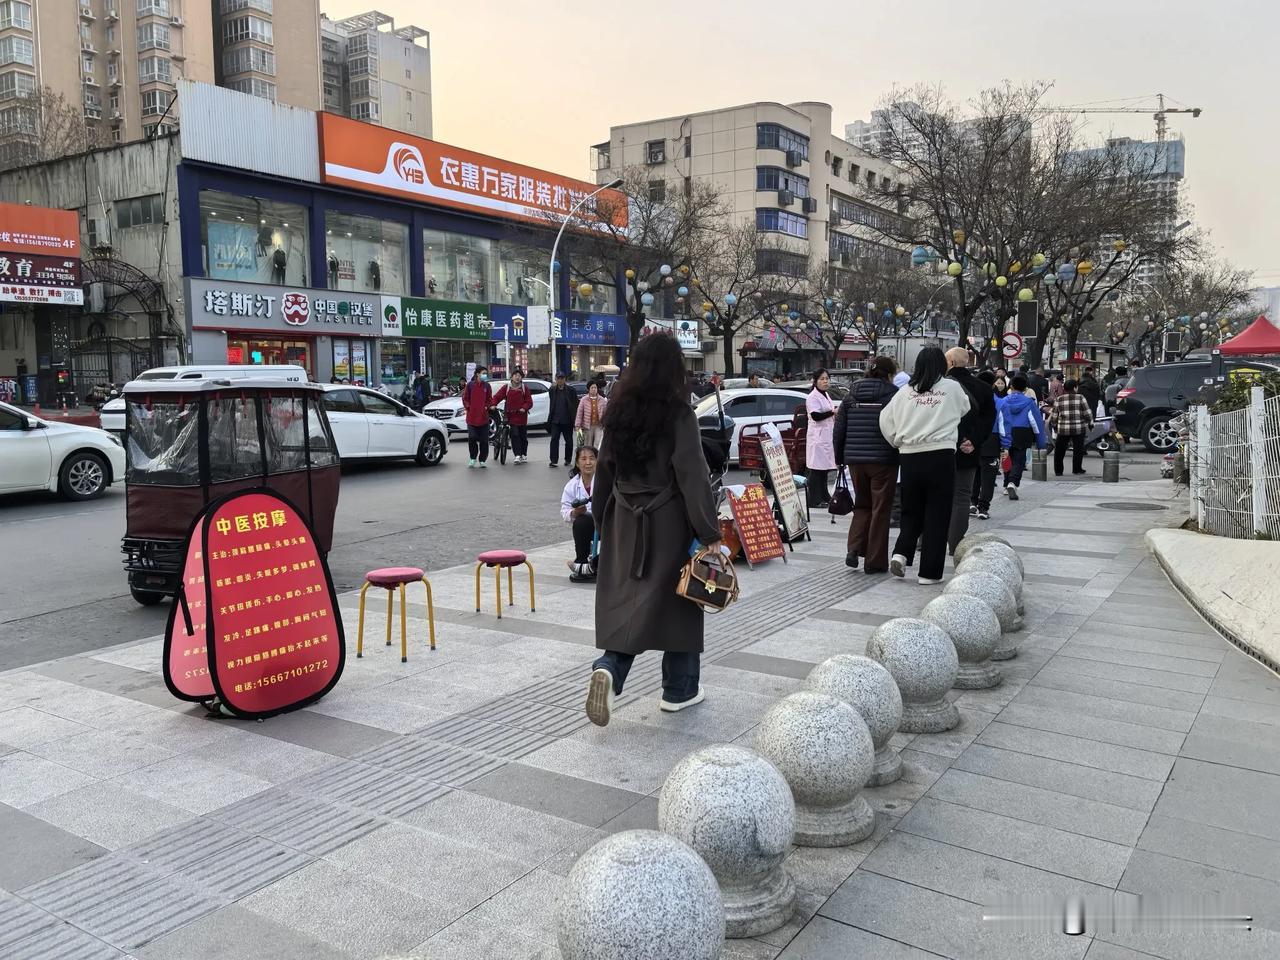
left=962, top=539, right=1025, bottom=578
left=864, top=618, right=960, bottom=733
left=754, top=692, right=876, bottom=847
left=804, top=654, right=904, bottom=787
left=944, top=571, right=1022, bottom=635
left=658, top=745, right=797, bottom=938
left=953, top=532, right=1013, bottom=563
left=557, top=829, right=725, bottom=960
left=920, top=594, right=1002, bottom=689
left=956, top=552, right=1025, bottom=617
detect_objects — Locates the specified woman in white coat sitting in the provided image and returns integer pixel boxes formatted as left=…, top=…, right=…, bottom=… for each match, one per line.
left=561, top=445, right=599, bottom=581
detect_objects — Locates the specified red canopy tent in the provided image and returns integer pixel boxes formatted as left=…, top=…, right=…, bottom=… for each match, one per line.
left=1218, top=315, right=1280, bottom=355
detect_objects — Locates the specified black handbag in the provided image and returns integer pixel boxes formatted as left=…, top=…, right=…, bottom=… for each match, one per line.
left=828, top=467, right=854, bottom=516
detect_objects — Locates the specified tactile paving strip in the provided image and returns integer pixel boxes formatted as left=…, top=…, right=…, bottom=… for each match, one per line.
left=18, top=858, right=221, bottom=950
left=461, top=699, right=589, bottom=738
left=287, top=758, right=453, bottom=817
left=353, top=737, right=508, bottom=784
left=207, top=790, right=381, bottom=856
left=6, top=923, right=126, bottom=960
left=0, top=894, right=61, bottom=951
left=415, top=714, right=559, bottom=757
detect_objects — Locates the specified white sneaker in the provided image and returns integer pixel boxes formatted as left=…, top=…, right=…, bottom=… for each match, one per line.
left=586, top=668, right=615, bottom=726
left=917, top=576, right=944, bottom=585
left=467, top=459, right=476, bottom=468
left=1006, top=484, right=1018, bottom=501
left=659, top=686, right=705, bottom=712
left=889, top=554, right=907, bottom=578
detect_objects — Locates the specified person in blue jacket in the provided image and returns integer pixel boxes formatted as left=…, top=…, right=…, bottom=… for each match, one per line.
left=970, top=369, right=1010, bottom=520
left=999, top=374, right=1046, bottom=501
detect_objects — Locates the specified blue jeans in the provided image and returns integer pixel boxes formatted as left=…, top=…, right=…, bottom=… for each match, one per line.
left=592, top=650, right=700, bottom=703
left=549, top=422, right=574, bottom=464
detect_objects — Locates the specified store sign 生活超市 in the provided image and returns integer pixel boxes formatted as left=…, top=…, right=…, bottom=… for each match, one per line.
left=186, top=278, right=381, bottom=336
left=318, top=113, right=627, bottom=232
left=0, top=201, right=83, bottom=305
left=381, top=296, right=491, bottom=341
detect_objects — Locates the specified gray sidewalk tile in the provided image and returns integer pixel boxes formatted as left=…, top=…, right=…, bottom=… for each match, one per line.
left=906, top=706, right=997, bottom=760
left=784, top=813, right=899, bottom=900
left=206, top=789, right=381, bottom=855
left=110, top=755, right=271, bottom=816
left=975, top=722, right=1174, bottom=782
left=1152, top=757, right=1280, bottom=843
left=303, top=691, right=449, bottom=733
left=713, top=650, right=820, bottom=679
left=134, top=904, right=354, bottom=960
left=1066, top=629, right=1224, bottom=662
left=1010, top=685, right=1197, bottom=733
left=241, top=709, right=398, bottom=757
left=463, top=763, right=645, bottom=827
left=6, top=924, right=129, bottom=960
left=353, top=733, right=513, bottom=782
left=401, top=789, right=595, bottom=864
left=461, top=867, right=564, bottom=945
left=0, top=890, right=63, bottom=951
left=863, top=748, right=952, bottom=819
left=240, top=860, right=457, bottom=957
left=611, top=685, right=777, bottom=742
left=1055, top=641, right=1218, bottom=678
left=24, top=780, right=194, bottom=849
left=994, top=702, right=1187, bottom=755
left=898, top=797, right=1132, bottom=886
left=33, top=657, right=177, bottom=710
left=0, top=803, right=107, bottom=890
left=1086, top=606, right=1214, bottom=636
left=703, top=661, right=807, bottom=699
left=807, top=607, right=892, bottom=628
left=461, top=698, right=589, bottom=738
left=597, top=794, right=659, bottom=832
left=26, top=728, right=178, bottom=778
left=109, top=707, right=247, bottom=752
left=820, top=870, right=1089, bottom=960
left=1199, top=694, right=1280, bottom=728
left=777, top=915, right=942, bottom=959
left=1179, top=713, right=1280, bottom=776
left=1082, top=944, right=1164, bottom=960
left=1043, top=654, right=1213, bottom=694
left=1028, top=665, right=1206, bottom=713
left=926, top=768, right=1149, bottom=845
left=408, top=913, right=556, bottom=960
left=1207, top=673, right=1280, bottom=707
left=416, top=713, right=562, bottom=757
left=195, top=735, right=335, bottom=783
left=1097, top=929, right=1277, bottom=960
left=952, top=743, right=1163, bottom=812
left=1136, top=812, right=1280, bottom=884
left=0, top=706, right=91, bottom=748
left=376, top=673, right=501, bottom=713
left=285, top=758, right=452, bottom=818
left=324, top=821, right=533, bottom=913
left=0, top=751, right=99, bottom=807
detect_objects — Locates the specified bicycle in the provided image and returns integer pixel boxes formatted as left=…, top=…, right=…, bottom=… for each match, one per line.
left=491, top=410, right=511, bottom=466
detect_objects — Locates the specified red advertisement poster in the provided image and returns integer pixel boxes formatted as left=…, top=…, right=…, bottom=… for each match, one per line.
left=727, top=483, right=786, bottom=566
left=161, top=490, right=344, bottom=719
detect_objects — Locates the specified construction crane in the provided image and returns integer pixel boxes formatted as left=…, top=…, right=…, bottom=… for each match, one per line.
left=1044, top=93, right=1201, bottom=142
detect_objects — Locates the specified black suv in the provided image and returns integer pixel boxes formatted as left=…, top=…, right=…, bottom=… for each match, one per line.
left=1115, top=359, right=1277, bottom=451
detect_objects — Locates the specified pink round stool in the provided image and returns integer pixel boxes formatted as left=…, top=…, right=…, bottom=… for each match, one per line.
left=474, top=550, right=536, bottom=618
left=357, top=566, right=436, bottom=662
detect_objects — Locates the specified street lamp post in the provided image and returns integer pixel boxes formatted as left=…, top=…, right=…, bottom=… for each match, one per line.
left=548, top=177, right=623, bottom=379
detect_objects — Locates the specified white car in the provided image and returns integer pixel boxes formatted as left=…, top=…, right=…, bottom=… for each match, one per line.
left=694, top=388, right=808, bottom=463
left=319, top=385, right=449, bottom=465
left=423, top=379, right=551, bottom=437
left=0, top=400, right=127, bottom=500
left=100, top=364, right=307, bottom=434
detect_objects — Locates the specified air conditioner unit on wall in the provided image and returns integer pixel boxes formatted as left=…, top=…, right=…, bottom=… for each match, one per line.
left=777, top=189, right=794, bottom=207
left=801, top=197, right=818, bottom=214
left=785, top=149, right=801, bottom=168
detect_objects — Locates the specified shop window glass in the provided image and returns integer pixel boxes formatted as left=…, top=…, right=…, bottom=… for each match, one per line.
left=324, top=210, right=408, bottom=294
left=200, top=189, right=308, bottom=286
left=206, top=395, right=264, bottom=481
left=494, top=242, right=550, bottom=306
left=380, top=338, right=407, bottom=387
left=423, top=228, right=492, bottom=302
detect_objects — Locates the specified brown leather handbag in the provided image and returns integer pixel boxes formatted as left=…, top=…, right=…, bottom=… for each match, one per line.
left=676, top=548, right=740, bottom=613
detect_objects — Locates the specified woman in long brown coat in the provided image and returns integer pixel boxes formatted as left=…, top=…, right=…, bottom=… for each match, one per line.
left=586, top=334, right=722, bottom=727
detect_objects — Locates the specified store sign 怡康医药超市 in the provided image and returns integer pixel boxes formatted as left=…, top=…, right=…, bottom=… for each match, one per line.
left=318, top=113, right=628, bottom=233
left=0, top=201, right=83, bottom=305
left=384, top=296, right=492, bottom=341
left=186, top=278, right=381, bottom=336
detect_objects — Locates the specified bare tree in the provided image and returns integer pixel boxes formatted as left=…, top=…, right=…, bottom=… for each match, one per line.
left=0, top=87, right=112, bottom=171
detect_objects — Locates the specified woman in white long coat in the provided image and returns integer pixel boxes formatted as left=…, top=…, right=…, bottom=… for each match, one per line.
left=805, top=369, right=837, bottom=508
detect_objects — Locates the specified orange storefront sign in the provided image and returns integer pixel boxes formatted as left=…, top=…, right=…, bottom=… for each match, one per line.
left=0, top=201, right=81, bottom=257
left=317, top=113, right=627, bottom=232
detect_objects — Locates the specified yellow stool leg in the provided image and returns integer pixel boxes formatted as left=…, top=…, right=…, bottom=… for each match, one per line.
left=385, top=587, right=393, bottom=646
left=494, top=564, right=503, bottom=618
left=526, top=560, right=536, bottom=613
left=507, top=566, right=514, bottom=606
left=356, top=582, right=371, bottom=658
left=421, top=578, right=436, bottom=650
left=474, top=563, right=482, bottom=612
left=398, top=582, right=408, bottom=663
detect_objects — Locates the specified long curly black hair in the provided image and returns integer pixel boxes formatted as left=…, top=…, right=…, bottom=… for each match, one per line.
left=602, top=333, right=688, bottom=478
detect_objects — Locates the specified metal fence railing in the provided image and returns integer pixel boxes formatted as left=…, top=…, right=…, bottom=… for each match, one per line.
left=1187, top=387, right=1280, bottom=539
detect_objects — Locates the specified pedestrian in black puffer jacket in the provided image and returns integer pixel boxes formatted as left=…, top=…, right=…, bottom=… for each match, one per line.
left=945, top=350, right=996, bottom=553
left=833, top=356, right=900, bottom=574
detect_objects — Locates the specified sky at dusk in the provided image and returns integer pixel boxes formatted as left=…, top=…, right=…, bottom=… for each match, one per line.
left=327, top=0, right=1276, bottom=285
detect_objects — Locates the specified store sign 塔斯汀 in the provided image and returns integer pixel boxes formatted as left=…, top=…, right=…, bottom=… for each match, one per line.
left=318, top=113, right=627, bottom=232
left=187, top=278, right=381, bottom=336
left=385, top=296, right=492, bottom=341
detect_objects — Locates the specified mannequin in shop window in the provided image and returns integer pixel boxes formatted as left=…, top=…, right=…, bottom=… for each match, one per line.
left=272, top=247, right=287, bottom=284
left=427, top=274, right=438, bottom=294
left=328, top=252, right=340, bottom=288
left=368, top=259, right=381, bottom=291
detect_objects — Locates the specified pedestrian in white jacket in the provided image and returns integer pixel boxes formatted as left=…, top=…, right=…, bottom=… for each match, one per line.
left=878, top=346, right=975, bottom=584
left=561, top=445, right=599, bottom=580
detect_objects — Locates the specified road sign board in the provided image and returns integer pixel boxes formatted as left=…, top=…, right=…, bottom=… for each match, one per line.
left=1001, top=332, right=1023, bottom=359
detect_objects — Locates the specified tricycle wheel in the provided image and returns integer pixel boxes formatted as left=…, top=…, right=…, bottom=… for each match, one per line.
left=130, top=587, right=166, bottom=606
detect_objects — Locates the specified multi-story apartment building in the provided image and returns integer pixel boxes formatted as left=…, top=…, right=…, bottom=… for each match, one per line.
left=0, top=0, right=214, bottom=168
left=319, top=10, right=429, bottom=137
left=211, top=0, right=320, bottom=110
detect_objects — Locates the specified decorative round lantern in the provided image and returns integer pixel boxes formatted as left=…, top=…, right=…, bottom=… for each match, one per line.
left=995, top=276, right=1008, bottom=288
left=1017, top=288, right=1034, bottom=302
left=856, top=315, right=864, bottom=324
left=678, top=285, right=690, bottom=297
left=866, top=302, right=876, bottom=312
left=1058, top=263, right=1077, bottom=283
left=1077, top=260, right=1094, bottom=276
left=641, top=292, right=655, bottom=306
left=552, top=260, right=561, bottom=273
left=663, top=276, right=674, bottom=287
left=1113, top=239, right=1127, bottom=253
left=679, top=265, right=690, bottom=275
left=911, top=246, right=930, bottom=266
left=577, top=283, right=594, bottom=298
left=1031, top=252, right=1046, bottom=268
left=625, top=268, right=636, bottom=280
left=1009, top=260, right=1022, bottom=274
left=947, top=262, right=963, bottom=277
left=825, top=298, right=834, bottom=309
left=882, top=309, right=893, bottom=320
left=952, top=228, right=966, bottom=246
left=725, top=292, right=738, bottom=307
left=660, top=264, right=672, bottom=277
left=895, top=305, right=905, bottom=317
left=788, top=310, right=800, bottom=321
left=637, top=280, right=649, bottom=292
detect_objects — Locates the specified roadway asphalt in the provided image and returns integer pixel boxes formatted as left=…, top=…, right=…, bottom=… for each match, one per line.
left=0, top=437, right=1165, bottom=671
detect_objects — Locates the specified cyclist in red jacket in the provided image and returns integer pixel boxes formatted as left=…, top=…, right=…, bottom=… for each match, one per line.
left=462, top=366, right=493, bottom=468
left=491, top=369, right=534, bottom=464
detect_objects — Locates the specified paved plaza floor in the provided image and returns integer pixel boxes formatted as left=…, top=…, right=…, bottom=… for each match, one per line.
left=1, top=477, right=1277, bottom=959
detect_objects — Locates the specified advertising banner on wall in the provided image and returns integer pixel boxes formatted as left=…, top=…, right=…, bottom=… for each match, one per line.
left=318, top=113, right=627, bottom=232
left=206, top=221, right=260, bottom=281
left=381, top=295, right=492, bottom=340
left=186, top=278, right=382, bottom=336
left=0, top=202, right=83, bottom=305
left=163, top=489, right=344, bottom=720
left=0, top=201, right=80, bottom=257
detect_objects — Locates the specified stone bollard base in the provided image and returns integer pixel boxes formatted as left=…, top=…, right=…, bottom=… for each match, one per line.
left=794, top=794, right=875, bottom=847
left=722, top=869, right=798, bottom=939
left=899, top=696, right=960, bottom=733
left=991, top=638, right=1020, bottom=660
left=867, top=745, right=903, bottom=787
left=955, top=659, right=1002, bottom=689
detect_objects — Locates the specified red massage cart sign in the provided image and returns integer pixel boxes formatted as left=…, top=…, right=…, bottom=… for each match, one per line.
left=164, top=490, right=344, bottom=719
left=726, top=483, right=786, bottom=566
